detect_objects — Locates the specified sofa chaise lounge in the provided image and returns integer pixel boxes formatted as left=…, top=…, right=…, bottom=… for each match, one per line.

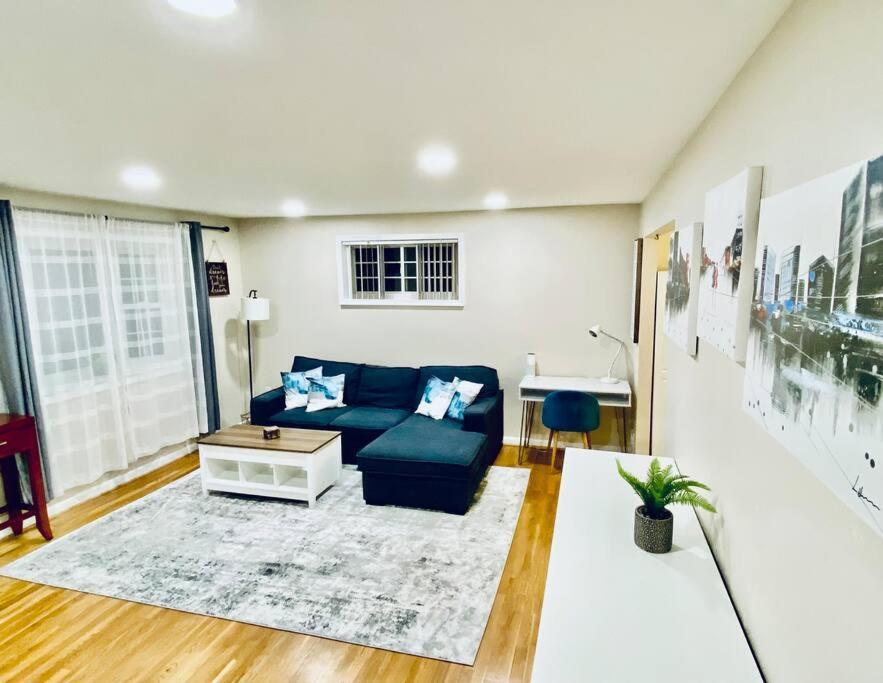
left=250, top=355, right=504, bottom=514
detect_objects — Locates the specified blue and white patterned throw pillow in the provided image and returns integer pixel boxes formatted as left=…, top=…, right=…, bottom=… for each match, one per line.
left=281, top=366, right=322, bottom=409
left=447, top=378, right=484, bottom=421
left=305, top=374, right=347, bottom=413
left=415, top=376, right=457, bottom=420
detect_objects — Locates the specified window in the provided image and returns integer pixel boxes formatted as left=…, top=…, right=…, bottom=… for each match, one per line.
left=118, top=253, right=165, bottom=359
left=17, top=215, right=196, bottom=392
left=13, top=207, right=209, bottom=497
left=339, top=234, right=464, bottom=306
left=24, top=243, right=111, bottom=392
left=383, top=245, right=418, bottom=294
left=351, top=245, right=380, bottom=297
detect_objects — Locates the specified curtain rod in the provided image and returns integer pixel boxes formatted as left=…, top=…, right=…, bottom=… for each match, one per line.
left=14, top=205, right=230, bottom=232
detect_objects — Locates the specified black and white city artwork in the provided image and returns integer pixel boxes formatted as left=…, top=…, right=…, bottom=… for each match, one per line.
left=744, top=154, right=883, bottom=537
left=698, top=167, right=763, bottom=362
left=665, top=222, right=703, bottom=356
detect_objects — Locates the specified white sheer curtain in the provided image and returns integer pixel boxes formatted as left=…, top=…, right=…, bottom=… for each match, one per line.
left=13, top=209, right=207, bottom=495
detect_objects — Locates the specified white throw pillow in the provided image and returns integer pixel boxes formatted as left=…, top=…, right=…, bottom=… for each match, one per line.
left=305, top=374, right=347, bottom=413
left=415, top=376, right=457, bottom=420
left=447, top=378, right=484, bottom=421
left=281, top=366, right=323, bottom=409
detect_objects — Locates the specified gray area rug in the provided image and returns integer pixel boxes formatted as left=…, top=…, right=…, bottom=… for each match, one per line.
left=1, top=465, right=529, bottom=665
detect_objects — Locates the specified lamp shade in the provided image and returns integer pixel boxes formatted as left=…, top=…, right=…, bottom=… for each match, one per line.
left=241, top=296, right=270, bottom=321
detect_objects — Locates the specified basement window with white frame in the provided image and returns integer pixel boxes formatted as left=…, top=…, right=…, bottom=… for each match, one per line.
left=337, top=234, right=465, bottom=306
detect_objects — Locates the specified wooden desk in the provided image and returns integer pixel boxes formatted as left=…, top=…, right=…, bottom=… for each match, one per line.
left=0, top=413, right=52, bottom=540
left=517, top=375, right=632, bottom=460
left=532, top=451, right=760, bottom=682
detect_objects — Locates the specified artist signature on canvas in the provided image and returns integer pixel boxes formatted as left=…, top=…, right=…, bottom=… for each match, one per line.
left=852, top=476, right=880, bottom=511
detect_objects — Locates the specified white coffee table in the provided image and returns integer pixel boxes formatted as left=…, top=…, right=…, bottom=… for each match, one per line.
left=197, top=425, right=342, bottom=507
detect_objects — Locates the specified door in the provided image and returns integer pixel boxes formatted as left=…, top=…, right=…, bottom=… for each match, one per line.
left=650, top=271, right=668, bottom=455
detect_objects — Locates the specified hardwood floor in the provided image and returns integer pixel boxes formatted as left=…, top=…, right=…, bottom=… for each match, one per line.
left=0, top=445, right=561, bottom=683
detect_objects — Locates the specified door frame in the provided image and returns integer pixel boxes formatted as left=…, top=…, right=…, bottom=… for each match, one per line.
left=633, top=221, right=674, bottom=454
left=649, top=270, right=669, bottom=455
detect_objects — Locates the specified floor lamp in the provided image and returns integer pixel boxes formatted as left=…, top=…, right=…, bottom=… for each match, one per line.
left=241, top=289, right=270, bottom=403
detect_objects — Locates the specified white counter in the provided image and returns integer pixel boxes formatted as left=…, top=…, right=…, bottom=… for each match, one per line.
left=531, top=450, right=761, bottom=682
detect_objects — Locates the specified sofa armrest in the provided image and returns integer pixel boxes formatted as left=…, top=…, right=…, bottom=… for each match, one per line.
left=463, top=390, right=504, bottom=442
left=250, top=387, right=285, bottom=425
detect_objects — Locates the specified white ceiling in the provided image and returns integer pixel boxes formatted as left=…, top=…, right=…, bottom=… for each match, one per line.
left=0, top=1, right=790, bottom=218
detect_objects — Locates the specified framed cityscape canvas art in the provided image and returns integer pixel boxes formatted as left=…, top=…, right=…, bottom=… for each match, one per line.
left=698, top=167, right=763, bottom=362
left=664, top=222, right=703, bottom=356
left=743, top=154, right=883, bottom=537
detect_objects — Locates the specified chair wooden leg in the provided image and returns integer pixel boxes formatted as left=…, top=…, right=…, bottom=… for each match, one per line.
left=545, top=430, right=553, bottom=465
left=586, top=432, right=592, bottom=448
left=27, top=448, right=52, bottom=540
left=581, top=432, right=589, bottom=449
left=551, top=431, right=560, bottom=469
left=0, top=457, right=23, bottom=535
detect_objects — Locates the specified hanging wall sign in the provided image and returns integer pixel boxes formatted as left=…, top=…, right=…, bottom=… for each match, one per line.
left=206, top=261, right=230, bottom=297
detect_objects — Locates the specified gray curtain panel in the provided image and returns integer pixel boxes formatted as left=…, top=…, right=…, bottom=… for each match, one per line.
left=0, top=200, right=52, bottom=498
left=187, top=222, right=221, bottom=433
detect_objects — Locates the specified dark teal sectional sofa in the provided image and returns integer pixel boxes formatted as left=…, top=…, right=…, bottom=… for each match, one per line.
left=250, top=356, right=504, bottom=514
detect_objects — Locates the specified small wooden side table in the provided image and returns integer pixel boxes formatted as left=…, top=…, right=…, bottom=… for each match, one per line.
left=0, top=413, right=52, bottom=541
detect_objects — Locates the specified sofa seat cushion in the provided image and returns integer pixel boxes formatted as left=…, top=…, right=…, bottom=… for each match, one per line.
left=291, top=355, right=362, bottom=404
left=330, top=406, right=410, bottom=432
left=355, top=365, right=419, bottom=409
left=269, top=406, right=352, bottom=429
left=358, top=415, right=485, bottom=479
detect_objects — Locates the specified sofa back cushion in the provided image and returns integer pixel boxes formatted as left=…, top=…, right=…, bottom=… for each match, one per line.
left=416, top=365, right=499, bottom=405
left=291, top=356, right=362, bottom=404
left=356, top=364, right=419, bottom=409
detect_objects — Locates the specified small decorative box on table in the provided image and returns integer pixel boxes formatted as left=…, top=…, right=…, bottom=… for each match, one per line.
left=197, top=425, right=342, bottom=508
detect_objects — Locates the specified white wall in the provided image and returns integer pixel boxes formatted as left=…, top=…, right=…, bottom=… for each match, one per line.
left=238, top=205, right=639, bottom=448
left=640, top=1, right=883, bottom=681
left=0, top=187, right=247, bottom=517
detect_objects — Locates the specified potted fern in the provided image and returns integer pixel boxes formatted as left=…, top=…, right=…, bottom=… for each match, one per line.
left=616, top=458, right=716, bottom=553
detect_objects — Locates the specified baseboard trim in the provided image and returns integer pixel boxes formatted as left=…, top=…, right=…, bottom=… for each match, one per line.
left=502, top=435, right=616, bottom=450
left=0, top=441, right=195, bottom=540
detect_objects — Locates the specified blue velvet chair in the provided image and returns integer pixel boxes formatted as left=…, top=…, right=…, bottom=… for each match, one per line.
left=541, top=390, right=600, bottom=468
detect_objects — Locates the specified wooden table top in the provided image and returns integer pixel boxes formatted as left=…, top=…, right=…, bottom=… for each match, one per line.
left=197, top=424, right=341, bottom=454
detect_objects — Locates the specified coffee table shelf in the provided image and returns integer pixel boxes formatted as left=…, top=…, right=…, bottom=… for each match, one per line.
left=241, top=461, right=274, bottom=486
left=205, top=458, right=240, bottom=482
left=275, top=464, right=308, bottom=489
left=198, top=425, right=342, bottom=507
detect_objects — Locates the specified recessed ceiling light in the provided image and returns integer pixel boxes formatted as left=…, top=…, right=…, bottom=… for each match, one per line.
left=483, top=191, right=509, bottom=210
left=417, top=144, right=457, bottom=177
left=166, top=0, right=237, bottom=18
left=121, top=165, right=162, bottom=191
left=280, top=198, right=308, bottom=217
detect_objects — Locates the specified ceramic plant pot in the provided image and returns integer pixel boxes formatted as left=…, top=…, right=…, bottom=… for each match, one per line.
left=633, top=505, right=673, bottom=553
